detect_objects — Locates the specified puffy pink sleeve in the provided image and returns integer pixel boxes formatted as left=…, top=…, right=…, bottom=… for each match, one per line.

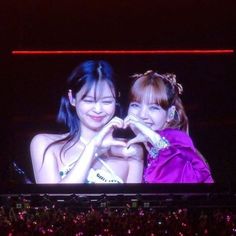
left=143, top=129, right=214, bottom=183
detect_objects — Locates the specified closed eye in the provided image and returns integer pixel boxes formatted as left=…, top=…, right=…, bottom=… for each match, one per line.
left=149, top=105, right=161, bottom=110
left=101, top=99, right=114, bottom=104
left=82, top=98, right=95, bottom=103
left=129, top=102, right=140, bottom=108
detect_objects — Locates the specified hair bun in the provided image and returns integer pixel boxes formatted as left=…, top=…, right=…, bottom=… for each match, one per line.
left=163, top=73, right=183, bottom=95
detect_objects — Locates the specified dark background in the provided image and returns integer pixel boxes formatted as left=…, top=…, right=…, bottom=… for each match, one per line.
left=0, top=1, right=235, bottom=186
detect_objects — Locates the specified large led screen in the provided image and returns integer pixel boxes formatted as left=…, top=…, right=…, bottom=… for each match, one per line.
left=1, top=53, right=235, bottom=190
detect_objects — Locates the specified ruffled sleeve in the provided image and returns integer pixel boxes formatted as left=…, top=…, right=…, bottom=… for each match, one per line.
left=143, top=129, right=214, bottom=183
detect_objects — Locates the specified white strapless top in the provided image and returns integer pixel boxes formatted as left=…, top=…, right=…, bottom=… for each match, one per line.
left=59, top=158, right=124, bottom=184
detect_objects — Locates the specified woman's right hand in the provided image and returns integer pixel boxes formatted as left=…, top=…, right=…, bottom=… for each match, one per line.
left=123, top=114, right=162, bottom=147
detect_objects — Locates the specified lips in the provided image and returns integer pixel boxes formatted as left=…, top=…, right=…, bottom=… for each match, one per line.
left=144, top=122, right=153, bottom=127
left=88, top=115, right=106, bottom=122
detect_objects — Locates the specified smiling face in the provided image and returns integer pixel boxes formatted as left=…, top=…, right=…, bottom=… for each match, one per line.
left=128, top=71, right=189, bottom=132
left=128, top=85, right=169, bottom=131
left=70, top=80, right=116, bottom=133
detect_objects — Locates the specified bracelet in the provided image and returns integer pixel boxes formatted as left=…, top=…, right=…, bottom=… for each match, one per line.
left=149, top=137, right=169, bottom=159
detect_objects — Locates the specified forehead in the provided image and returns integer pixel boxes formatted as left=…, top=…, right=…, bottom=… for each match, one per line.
left=77, top=80, right=114, bottom=99
left=134, top=85, right=157, bottom=104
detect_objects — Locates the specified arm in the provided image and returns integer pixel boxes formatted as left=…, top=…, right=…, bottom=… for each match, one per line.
left=124, top=114, right=213, bottom=183
left=31, top=117, right=126, bottom=184
left=124, top=114, right=164, bottom=151
left=30, top=134, right=60, bottom=183
left=59, top=140, right=99, bottom=183
left=30, top=134, right=98, bottom=184
left=144, top=129, right=214, bottom=183
left=109, top=144, right=144, bottom=183
left=126, top=144, right=144, bottom=183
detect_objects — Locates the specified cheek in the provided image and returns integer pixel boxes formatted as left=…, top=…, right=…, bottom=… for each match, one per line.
left=75, top=103, right=91, bottom=119
left=128, top=107, right=137, bottom=115
left=76, top=103, right=88, bottom=113
left=152, top=112, right=167, bottom=125
left=105, top=104, right=115, bottom=115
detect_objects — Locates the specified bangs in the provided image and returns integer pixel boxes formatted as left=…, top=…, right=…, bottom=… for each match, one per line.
left=81, top=80, right=116, bottom=101
left=130, top=76, right=169, bottom=109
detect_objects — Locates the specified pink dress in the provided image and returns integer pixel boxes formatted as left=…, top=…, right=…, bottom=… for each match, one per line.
left=143, top=128, right=214, bottom=183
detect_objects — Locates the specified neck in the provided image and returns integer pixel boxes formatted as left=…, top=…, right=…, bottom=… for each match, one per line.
left=79, top=125, right=98, bottom=144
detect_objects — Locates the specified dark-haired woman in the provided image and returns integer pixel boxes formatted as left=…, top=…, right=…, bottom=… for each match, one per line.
left=30, top=61, right=143, bottom=183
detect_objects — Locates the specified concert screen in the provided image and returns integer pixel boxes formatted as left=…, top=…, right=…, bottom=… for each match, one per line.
left=1, top=52, right=235, bottom=192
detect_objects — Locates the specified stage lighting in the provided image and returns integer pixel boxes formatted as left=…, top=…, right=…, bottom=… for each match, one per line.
left=16, top=203, right=22, bottom=209
left=143, top=202, right=150, bottom=208
left=100, top=202, right=107, bottom=208
left=131, top=199, right=138, bottom=208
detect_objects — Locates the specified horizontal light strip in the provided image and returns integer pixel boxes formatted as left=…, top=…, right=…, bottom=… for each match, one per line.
left=12, top=49, right=234, bottom=55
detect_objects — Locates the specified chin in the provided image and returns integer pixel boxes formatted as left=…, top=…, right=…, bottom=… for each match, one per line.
left=89, top=125, right=104, bottom=131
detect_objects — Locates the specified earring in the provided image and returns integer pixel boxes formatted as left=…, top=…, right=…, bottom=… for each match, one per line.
left=167, top=106, right=176, bottom=122
left=169, top=112, right=175, bottom=120
left=71, top=99, right=76, bottom=106
left=68, top=89, right=76, bottom=106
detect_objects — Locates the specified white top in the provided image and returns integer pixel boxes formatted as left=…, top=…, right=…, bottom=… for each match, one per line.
left=59, top=158, right=124, bottom=184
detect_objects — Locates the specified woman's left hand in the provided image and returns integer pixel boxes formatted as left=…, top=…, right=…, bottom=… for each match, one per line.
left=124, top=114, right=161, bottom=147
left=91, top=116, right=127, bottom=150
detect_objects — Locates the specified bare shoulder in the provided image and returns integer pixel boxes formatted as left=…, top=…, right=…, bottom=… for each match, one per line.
left=30, top=133, right=66, bottom=153
left=31, top=133, right=58, bottom=146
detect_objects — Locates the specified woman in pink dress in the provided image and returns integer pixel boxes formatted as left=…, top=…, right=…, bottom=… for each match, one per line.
left=124, top=70, right=214, bottom=183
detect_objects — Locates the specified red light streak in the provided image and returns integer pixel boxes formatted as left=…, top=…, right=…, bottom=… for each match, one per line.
left=11, top=49, right=234, bottom=55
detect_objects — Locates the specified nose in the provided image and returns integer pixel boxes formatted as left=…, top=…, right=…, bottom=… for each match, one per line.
left=93, top=101, right=102, bottom=113
left=138, top=106, right=148, bottom=119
